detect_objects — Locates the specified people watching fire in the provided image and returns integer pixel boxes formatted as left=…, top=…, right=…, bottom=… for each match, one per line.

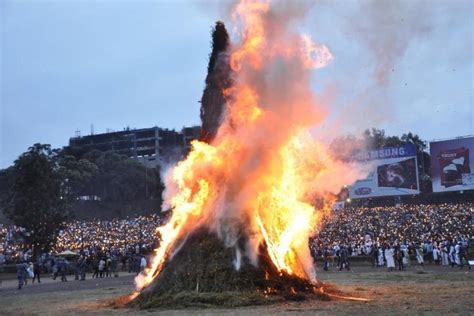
left=311, top=203, right=472, bottom=270
left=1, top=203, right=472, bottom=281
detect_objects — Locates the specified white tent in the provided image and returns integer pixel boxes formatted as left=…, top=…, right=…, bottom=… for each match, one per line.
left=57, top=250, right=79, bottom=257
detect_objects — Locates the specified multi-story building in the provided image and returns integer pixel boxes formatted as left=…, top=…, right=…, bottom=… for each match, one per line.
left=68, top=126, right=201, bottom=168
left=182, top=126, right=202, bottom=151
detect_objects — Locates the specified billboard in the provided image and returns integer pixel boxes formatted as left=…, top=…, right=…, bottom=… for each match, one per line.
left=430, top=136, right=474, bottom=192
left=349, top=144, right=419, bottom=198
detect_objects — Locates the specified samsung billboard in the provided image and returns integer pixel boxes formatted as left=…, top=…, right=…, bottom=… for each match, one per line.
left=349, top=144, right=420, bottom=198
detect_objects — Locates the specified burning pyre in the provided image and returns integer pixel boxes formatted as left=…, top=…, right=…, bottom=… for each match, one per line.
left=124, top=0, right=364, bottom=307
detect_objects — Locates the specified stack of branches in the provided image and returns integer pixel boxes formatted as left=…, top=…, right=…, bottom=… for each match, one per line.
left=129, top=229, right=342, bottom=309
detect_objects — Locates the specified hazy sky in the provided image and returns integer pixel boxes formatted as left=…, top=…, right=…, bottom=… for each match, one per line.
left=1, top=0, right=473, bottom=168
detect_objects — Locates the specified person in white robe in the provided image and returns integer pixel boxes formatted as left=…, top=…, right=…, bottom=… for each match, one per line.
left=416, top=244, right=424, bottom=266
left=378, top=246, right=385, bottom=267
left=454, top=242, right=461, bottom=266
left=432, top=246, right=440, bottom=264
left=386, top=246, right=395, bottom=272
left=449, top=243, right=456, bottom=267
left=441, top=242, right=449, bottom=266
left=401, top=244, right=409, bottom=268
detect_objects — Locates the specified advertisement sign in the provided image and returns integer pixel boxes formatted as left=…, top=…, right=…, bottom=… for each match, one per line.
left=430, top=136, right=474, bottom=192
left=349, top=144, right=419, bottom=198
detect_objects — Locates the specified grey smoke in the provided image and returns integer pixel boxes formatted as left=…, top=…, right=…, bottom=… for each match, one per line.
left=349, top=0, right=432, bottom=85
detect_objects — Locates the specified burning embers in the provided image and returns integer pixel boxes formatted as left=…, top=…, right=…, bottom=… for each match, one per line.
left=129, top=0, right=362, bottom=305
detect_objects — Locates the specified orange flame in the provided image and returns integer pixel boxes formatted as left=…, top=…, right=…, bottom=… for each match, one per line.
left=134, top=0, right=361, bottom=293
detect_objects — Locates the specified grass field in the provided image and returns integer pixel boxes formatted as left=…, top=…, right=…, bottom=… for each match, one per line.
left=0, top=265, right=472, bottom=315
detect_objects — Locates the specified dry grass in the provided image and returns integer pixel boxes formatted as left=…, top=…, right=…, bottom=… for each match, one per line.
left=0, top=267, right=472, bottom=315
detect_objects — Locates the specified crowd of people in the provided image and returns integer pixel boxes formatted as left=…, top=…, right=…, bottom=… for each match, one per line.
left=12, top=250, right=150, bottom=290
left=54, top=214, right=167, bottom=254
left=311, top=202, right=473, bottom=271
left=1, top=203, right=472, bottom=289
left=1, top=215, right=165, bottom=289
left=0, top=214, right=166, bottom=265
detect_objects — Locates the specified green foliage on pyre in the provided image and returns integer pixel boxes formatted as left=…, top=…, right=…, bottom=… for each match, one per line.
left=129, top=229, right=334, bottom=309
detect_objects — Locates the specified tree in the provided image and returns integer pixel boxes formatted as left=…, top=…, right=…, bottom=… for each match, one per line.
left=0, top=167, right=15, bottom=222
left=3, top=144, right=69, bottom=255
left=362, top=128, right=405, bottom=149
left=57, top=154, right=98, bottom=202
left=83, top=150, right=163, bottom=202
left=332, top=129, right=432, bottom=193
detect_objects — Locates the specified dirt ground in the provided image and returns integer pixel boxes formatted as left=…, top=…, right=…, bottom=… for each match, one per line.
left=0, top=265, right=472, bottom=315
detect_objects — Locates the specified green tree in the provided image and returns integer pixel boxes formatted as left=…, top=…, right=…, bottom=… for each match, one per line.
left=84, top=150, right=162, bottom=202
left=333, top=129, right=432, bottom=193
left=0, top=167, right=15, bottom=222
left=57, top=155, right=98, bottom=202
left=3, top=144, right=69, bottom=255
left=362, top=128, right=405, bottom=149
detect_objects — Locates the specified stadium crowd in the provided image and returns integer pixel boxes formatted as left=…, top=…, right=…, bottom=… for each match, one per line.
left=311, top=202, right=473, bottom=271
left=0, top=214, right=166, bottom=265
left=1, top=203, right=472, bottom=288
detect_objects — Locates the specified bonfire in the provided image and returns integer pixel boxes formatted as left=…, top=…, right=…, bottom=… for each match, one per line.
left=121, top=0, right=364, bottom=308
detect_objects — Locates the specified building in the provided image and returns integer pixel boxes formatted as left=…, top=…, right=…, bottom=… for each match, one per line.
left=68, top=126, right=201, bottom=168
left=182, top=126, right=202, bottom=151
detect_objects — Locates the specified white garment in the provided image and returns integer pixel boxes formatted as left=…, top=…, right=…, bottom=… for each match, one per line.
left=402, top=249, right=409, bottom=266
left=416, top=248, right=424, bottom=264
left=449, top=245, right=456, bottom=264
left=454, top=244, right=461, bottom=265
left=441, top=248, right=449, bottom=265
left=140, top=257, right=147, bottom=268
left=386, top=248, right=395, bottom=268
left=433, top=248, right=440, bottom=261
left=99, top=260, right=105, bottom=271
left=378, top=250, right=385, bottom=266
left=27, top=266, right=34, bottom=278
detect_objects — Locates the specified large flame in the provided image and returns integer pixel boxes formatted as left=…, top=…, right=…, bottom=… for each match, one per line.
left=134, top=0, right=361, bottom=293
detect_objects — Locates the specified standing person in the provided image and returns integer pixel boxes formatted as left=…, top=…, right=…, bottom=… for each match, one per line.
left=121, top=254, right=127, bottom=272
left=449, top=242, right=456, bottom=267
left=386, top=245, right=395, bottom=272
left=111, top=255, right=119, bottom=277
left=396, top=246, right=404, bottom=271
left=378, top=244, right=385, bottom=267
left=77, top=256, right=87, bottom=281
left=98, top=258, right=105, bottom=278
left=135, top=255, right=141, bottom=275
left=338, top=245, right=351, bottom=271
left=92, top=256, right=99, bottom=278
left=458, top=242, right=471, bottom=270
left=27, top=262, right=34, bottom=283
left=60, top=259, right=68, bottom=282
left=105, top=256, right=112, bottom=277
left=16, top=260, right=28, bottom=290
left=334, top=244, right=341, bottom=269
left=416, top=243, right=424, bottom=267
left=454, top=242, right=461, bottom=266
left=401, top=244, right=409, bottom=269
left=372, top=245, right=379, bottom=268
left=426, top=241, right=433, bottom=264
left=74, top=259, right=80, bottom=280
left=433, top=245, right=441, bottom=265
left=127, top=254, right=134, bottom=273
left=323, top=247, right=330, bottom=271
left=139, top=255, right=147, bottom=274
left=52, top=258, right=59, bottom=280
left=32, top=259, right=41, bottom=284
left=441, top=242, right=449, bottom=266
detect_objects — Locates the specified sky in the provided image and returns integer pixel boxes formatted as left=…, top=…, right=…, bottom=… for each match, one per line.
left=1, top=0, right=473, bottom=168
